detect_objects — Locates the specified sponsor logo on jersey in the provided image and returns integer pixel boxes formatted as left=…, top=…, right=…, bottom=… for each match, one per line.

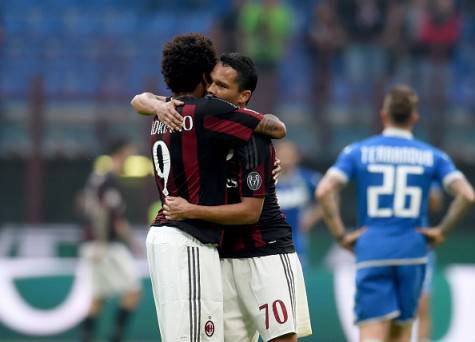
left=247, top=172, right=262, bottom=191
left=226, top=178, right=238, bottom=189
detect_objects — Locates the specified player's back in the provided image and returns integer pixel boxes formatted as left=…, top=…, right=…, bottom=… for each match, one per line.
left=331, top=128, right=460, bottom=263
left=81, top=171, right=124, bottom=242
left=150, top=95, right=263, bottom=244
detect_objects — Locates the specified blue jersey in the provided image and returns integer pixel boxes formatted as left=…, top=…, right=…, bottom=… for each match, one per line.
left=330, top=128, right=462, bottom=264
left=276, top=168, right=321, bottom=257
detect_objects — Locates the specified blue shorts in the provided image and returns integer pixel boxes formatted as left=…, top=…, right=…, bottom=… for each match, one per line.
left=354, top=264, right=426, bottom=325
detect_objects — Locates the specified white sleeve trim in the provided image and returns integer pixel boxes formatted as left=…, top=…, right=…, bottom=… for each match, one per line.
left=442, top=170, right=465, bottom=190
left=327, top=167, right=349, bottom=184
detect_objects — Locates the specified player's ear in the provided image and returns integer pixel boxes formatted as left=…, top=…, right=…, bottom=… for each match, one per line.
left=239, top=90, right=252, bottom=106
left=412, top=111, right=420, bottom=125
left=380, top=111, right=388, bottom=125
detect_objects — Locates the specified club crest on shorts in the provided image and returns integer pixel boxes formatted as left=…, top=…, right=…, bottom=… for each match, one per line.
left=247, top=171, right=262, bottom=191
left=204, top=320, right=215, bottom=337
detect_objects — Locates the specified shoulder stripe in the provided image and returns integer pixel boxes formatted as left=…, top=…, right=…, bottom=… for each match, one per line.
left=442, top=170, right=465, bottom=190
left=327, top=167, right=349, bottom=184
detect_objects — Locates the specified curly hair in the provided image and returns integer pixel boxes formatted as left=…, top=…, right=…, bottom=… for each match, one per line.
left=161, top=33, right=217, bottom=94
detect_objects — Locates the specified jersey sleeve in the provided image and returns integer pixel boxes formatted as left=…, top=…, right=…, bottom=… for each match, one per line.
left=433, top=150, right=464, bottom=190
left=236, top=136, right=270, bottom=198
left=327, top=144, right=358, bottom=183
left=201, top=96, right=264, bottom=144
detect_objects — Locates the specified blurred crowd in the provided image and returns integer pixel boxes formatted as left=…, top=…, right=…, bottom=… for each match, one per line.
left=212, top=0, right=475, bottom=160
left=0, top=0, right=474, bottom=161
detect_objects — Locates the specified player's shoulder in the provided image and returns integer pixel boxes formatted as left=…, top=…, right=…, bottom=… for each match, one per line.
left=411, top=138, right=451, bottom=159
left=236, top=134, right=271, bottom=159
left=339, top=139, right=366, bottom=155
left=196, top=95, right=239, bottom=116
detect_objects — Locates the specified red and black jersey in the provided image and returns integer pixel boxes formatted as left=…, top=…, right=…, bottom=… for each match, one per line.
left=150, top=95, right=263, bottom=244
left=219, top=135, right=295, bottom=258
left=81, top=171, right=125, bottom=242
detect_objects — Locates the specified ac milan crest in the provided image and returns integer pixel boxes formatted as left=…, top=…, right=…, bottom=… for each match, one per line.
left=247, top=171, right=262, bottom=191
left=204, top=320, right=215, bottom=337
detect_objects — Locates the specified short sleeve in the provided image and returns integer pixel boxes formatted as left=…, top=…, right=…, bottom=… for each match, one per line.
left=434, top=150, right=464, bottom=190
left=237, top=136, right=270, bottom=198
left=201, top=97, right=263, bottom=144
left=328, top=144, right=358, bottom=183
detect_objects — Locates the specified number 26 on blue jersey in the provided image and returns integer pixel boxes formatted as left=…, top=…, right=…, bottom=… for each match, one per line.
left=367, top=164, right=423, bottom=218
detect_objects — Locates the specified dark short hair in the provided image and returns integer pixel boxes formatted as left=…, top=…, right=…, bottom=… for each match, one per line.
left=383, top=85, right=418, bottom=124
left=219, top=52, right=258, bottom=93
left=107, top=137, right=131, bottom=156
left=162, top=33, right=217, bottom=94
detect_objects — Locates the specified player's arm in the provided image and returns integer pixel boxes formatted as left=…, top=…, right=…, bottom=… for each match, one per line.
left=130, top=92, right=184, bottom=130
left=163, top=196, right=264, bottom=225
left=418, top=177, right=475, bottom=245
left=254, top=114, right=286, bottom=139
left=316, top=172, right=348, bottom=243
left=316, top=145, right=364, bottom=250
left=203, top=98, right=286, bottom=143
left=114, top=218, right=132, bottom=244
left=301, top=171, right=324, bottom=231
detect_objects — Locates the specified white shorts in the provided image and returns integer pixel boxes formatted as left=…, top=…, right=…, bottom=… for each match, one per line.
left=80, top=241, right=141, bottom=298
left=221, top=253, right=312, bottom=342
left=146, top=226, right=223, bottom=342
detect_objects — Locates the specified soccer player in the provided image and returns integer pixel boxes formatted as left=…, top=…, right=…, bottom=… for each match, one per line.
left=316, top=85, right=475, bottom=342
left=78, top=138, right=142, bottom=342
left=275, top=140, right=322, bottom=267
left=133, top=34, right=286, bottom=342
left=162, top=52, right=312, bottom=342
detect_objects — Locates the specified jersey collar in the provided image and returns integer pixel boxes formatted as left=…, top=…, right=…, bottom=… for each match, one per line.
left=382, top=127, right=413, bottom=139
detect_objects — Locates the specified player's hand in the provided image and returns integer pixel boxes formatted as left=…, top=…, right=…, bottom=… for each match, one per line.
left=417, top=227, right=446, bottom=247
left=272, top=158, right=282, bottom=183
left=339, top=227, right=367, bottom=252
left=154, top=99, right=184, bottom=131
left=163, top=196, right=191, bottom=221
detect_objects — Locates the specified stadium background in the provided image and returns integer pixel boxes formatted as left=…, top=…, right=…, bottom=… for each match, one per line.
left=0, top=0, right=474, bottom=341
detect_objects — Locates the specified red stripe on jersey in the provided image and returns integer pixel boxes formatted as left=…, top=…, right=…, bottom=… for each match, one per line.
left=251, top=226, right=267, bottom=248
left=204, top=116, right=253, bottom=141
left=237, top=108, right=264, bottom=120
left=181, top=104, right=200, bottom=204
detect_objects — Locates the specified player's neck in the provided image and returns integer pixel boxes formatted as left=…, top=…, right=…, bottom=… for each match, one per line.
left=385, top=123, right=412, bottom=132
left=383, top=125, right=414, bottom=139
